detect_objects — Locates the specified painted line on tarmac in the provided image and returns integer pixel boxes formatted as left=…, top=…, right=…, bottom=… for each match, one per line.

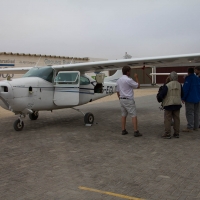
left=79, top=186, right=145, bottom=200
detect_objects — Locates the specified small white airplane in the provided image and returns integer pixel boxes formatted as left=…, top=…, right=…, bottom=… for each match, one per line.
left=0, top=53, right=200, bottom=131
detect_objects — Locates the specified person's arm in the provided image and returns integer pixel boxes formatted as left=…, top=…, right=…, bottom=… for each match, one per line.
left=116, top=82, right=120, bottom=99
left=133, top=73, right=140, bottom=88
left=182, top=77, right=190, bottom=101
left=160, top=85, right=168, bottom=99
left=128, top=74, right=140, bottom=89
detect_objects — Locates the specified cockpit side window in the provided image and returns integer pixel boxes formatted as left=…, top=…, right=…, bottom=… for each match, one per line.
left=45, top=71, right=54, bottom=82
left=55, top=72, right=79, bottom=84
left=80, top=76, right=90, bottom=85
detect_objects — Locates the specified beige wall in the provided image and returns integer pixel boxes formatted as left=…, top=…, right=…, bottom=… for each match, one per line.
left=0, top=53, right=105, bottom=80
left=0, top=53, right=89, bottom=68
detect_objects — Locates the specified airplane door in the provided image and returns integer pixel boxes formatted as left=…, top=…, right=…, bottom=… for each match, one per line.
left=53, top=71, right=80, bottom=106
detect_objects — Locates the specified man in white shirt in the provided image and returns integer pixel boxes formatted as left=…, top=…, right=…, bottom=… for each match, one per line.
left=116, top=65, right=142, bottom=137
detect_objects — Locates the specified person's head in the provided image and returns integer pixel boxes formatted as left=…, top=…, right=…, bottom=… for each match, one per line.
left=194, top=66, right=200, bottom=75
left=169, top=71, right=178, bottom=81
left=122, top=65, right=131, bottom=76
left=188, top=67, right=194, bottom=75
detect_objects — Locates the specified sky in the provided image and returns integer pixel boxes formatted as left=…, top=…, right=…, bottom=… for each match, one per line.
left=1, top=0, right=200, bottom=60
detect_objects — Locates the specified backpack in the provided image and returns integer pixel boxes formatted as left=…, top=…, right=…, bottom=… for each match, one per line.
left=156, top=85, right=164, bottom=103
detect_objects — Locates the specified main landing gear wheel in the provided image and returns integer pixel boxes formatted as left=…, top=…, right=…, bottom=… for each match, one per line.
left=84, top=112, right=94, bottom=124
left=14, top=119, right=24, bottom=131
left=29, top=111, right=39, bottom=120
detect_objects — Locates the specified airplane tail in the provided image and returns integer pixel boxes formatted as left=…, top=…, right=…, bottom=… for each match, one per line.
left=104, top=70, right=122, bottom=83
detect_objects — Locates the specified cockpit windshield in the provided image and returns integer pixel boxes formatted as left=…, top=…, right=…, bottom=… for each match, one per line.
left=22, top=67, right=54, bottom=83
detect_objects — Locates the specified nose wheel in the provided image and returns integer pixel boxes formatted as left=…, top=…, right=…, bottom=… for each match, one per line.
left=14, top=119, right=24, bottom=131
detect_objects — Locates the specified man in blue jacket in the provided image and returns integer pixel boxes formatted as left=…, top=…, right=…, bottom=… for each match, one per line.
left=194, top=66, right=200, bottom=128
left=182, top=68, right=200, bottom=132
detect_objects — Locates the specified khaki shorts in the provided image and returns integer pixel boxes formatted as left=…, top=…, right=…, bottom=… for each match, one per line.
left=120, top=99, right=137, bottom=117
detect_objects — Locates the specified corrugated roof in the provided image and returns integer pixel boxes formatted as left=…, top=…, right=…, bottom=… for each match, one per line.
left=0, top=52, right=89, bottom=60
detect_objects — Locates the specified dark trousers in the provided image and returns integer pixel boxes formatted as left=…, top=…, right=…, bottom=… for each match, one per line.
left=185, top=102, right=199, bottom=130
left=164, top=109, right=180, bottom=135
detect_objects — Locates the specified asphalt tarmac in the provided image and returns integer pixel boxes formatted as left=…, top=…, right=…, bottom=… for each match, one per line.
left=0, top=87, right=200, bottom=200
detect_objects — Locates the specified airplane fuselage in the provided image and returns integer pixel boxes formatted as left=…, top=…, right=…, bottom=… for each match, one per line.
left=0, top=66, right=121, bottom=131
left=0, top=75, right=116, bottom=114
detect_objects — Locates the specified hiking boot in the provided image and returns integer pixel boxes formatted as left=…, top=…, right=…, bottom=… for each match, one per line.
left=193, top=129, right=198, bottom=131
left=182, top=128, right=193, bottom=132
left=122, top=129, right=128, bottom=135
left=134, top=130, right=142, bottom=137
left=173, top=133, right=179, bottom=138
left=162, top=133, right=171, bottom=139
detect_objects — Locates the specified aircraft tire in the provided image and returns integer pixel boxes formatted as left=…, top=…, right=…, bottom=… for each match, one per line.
left=14, top=119, right=24, bottom=131
left=29, top=112, right=39, bottom=120
left=84, top=112, right=94, bottom=124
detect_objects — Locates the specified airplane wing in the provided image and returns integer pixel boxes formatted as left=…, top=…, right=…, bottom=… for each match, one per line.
left=52, top=53, right=200, bottom=73
left=0, top=67, right=32, bottom=74
left=0, top=53, right=200, bottom=74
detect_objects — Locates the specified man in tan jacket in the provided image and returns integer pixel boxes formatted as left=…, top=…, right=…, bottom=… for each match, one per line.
left=159, top=71, right=183, bottom=139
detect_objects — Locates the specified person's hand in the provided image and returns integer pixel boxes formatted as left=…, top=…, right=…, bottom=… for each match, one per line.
left=134, top=73, right=138, bottom=79
left=182, top=100, right=185, bottom=104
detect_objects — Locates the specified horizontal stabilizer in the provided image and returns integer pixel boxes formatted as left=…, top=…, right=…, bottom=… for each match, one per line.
left=150, top=73, right=187, bottom=76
